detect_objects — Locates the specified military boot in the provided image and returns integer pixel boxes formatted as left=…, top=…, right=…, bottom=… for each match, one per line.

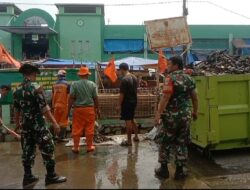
left=45, top=173, right=67, bottom=186
left=45, top=166, right=67, bottom=185
left=23, top=174, right=39, bottom=187
left=23, top=167, right=39, bottom=187
left=174, top=165, right=188, bottom=180
left=154, top=163, right=169, bottom=179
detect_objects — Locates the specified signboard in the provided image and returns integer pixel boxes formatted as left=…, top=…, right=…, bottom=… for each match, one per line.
left=144, top=16, right=192, bottom=49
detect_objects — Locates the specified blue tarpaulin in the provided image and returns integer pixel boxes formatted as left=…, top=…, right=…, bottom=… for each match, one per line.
left=35, top=58, right=96, bottom=68
left=241, top=39, right=250, bottom=55
left=104, top=39, right=144, bottom=52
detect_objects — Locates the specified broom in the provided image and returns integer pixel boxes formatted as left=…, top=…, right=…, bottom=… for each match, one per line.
left=1, top=124, right=21, bottom=140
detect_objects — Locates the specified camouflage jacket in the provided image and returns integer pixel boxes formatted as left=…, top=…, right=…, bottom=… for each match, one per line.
left=163, top=70, right=196, bottom=117
left=13, top=78, right=50, bottom=128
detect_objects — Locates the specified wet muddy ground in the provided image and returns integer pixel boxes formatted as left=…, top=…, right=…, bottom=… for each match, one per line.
left=1, top=137, right=250, bottom=189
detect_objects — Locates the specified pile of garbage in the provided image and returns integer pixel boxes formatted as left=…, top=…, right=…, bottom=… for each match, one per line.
left=191, top=50, right=250, bottom=76
left=94, top=121, right=113, bottom=143
left=94, top=134, right=113, bottom=143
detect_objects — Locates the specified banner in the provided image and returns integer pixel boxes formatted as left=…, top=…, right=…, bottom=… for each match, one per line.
left=0, top=68, right=96, bottom=105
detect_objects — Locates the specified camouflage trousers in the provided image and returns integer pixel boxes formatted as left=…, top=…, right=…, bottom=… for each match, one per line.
left=158, top=113, right=191, bottom=167
left=21, top=124, right=55, bottom=169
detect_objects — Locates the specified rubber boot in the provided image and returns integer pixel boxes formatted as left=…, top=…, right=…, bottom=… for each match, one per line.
left=86, top=135, right=95, bottom=152
left=58, top=128, right=67, bottom=142
left=45, top=167, right=67, bottom=186
left=72, top=136, right=80, bottom=154
left=23, top=167, right=39, bottom=187
left=174, top=165, right=188, bottom=180
left=155, top=163, right=169, bottom=179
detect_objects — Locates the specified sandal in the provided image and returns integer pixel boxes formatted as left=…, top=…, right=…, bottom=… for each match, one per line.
left=120, top=140, right=132, bottom=147
left=133, top=137, right=140, bottom=142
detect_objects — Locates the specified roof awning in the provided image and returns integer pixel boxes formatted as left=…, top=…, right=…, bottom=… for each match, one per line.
left=0, top=26, right=58, bottom=35
left=232, top=39, right=250, bottom=48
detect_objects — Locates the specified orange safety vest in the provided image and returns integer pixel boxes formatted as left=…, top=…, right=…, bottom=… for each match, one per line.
left=52, top=82, right=69, bottom=108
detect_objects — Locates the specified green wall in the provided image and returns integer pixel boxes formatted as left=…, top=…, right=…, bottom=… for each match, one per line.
left=0, top=6, right=17, bottom=53
left=104, top=25, right=250, bottom=40
left=56, top=14, right=104, bottom=62
left=103, top=25, right=250, bottom=59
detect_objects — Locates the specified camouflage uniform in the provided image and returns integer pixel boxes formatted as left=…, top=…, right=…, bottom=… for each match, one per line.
left=158, top=70, right=196, bottom=167
left=13, top=78, right=55, bottom=169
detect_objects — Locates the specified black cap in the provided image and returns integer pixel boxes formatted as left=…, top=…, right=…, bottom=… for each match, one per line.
left=0, top=84, right=11, bottom=90
left=119, top=62, right=129, bottom=71
left=19, top=64, right=40, bottom=75
left=169, top=56, right=184, bottom=69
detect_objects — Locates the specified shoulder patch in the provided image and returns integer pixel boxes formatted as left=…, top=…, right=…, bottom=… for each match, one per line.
left=162, top=76, right=174, bottom=94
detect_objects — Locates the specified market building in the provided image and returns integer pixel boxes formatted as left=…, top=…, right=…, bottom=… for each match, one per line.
left=1, top=3, right=250, bottom=63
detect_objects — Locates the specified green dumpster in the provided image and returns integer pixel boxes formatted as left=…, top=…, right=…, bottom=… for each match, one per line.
left=191, top=74, right=250, bottom=150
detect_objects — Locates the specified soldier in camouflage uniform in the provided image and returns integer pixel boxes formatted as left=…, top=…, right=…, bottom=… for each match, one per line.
left=154, top=56, right=198, bottom=180
left=13, top=64, right=67, bottom=187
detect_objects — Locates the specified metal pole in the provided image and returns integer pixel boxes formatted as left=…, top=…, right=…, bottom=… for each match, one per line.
left=144, top=33, right=148, bottom=59
left=79, top=40, right=83, bottom=65
left=71, top=40, right=76, bottom=67
left=96, top=64, right=105, bottom=90
left=183, top=0, right=188, bottom=66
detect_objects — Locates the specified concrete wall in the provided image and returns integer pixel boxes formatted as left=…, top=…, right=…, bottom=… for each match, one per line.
left=0, top=6, right=17, bottom=53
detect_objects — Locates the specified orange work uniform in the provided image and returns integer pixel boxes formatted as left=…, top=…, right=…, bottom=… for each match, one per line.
left=52, top=80, right=70, bottom=128
left=70, top=78, right=98, bottom=152
left=72, top=107, right=95, bottom=151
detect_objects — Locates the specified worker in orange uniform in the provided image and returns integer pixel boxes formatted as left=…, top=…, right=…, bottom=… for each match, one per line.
left=68, top=66, right=100, bottom=154
left=52, top=70, right=70, bottom=142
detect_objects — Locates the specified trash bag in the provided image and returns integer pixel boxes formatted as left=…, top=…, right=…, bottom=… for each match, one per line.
left=146, top=125, right=162, bottom=141
left=146, top=127, right=158, bottom=140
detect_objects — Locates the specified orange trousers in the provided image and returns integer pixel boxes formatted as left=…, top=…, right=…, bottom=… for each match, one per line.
left=53, top=107, right=69, bottom=128
left=72, top=107, right=95, bottom=151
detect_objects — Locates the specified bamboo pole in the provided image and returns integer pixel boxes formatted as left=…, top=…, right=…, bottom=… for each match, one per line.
left=96, top=64, right=105, bottom=90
